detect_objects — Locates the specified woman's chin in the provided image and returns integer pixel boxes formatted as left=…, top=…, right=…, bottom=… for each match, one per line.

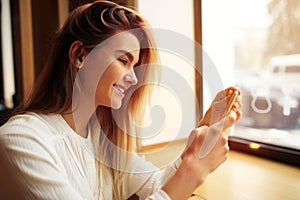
left=111, top=101, right=122, bottom=110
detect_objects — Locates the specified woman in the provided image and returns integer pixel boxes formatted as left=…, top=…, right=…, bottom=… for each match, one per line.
left=0, top=1, right=242, bottom=199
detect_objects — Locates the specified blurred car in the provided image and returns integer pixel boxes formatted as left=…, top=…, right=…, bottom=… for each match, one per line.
left=236, top=54, right=300, bottom=129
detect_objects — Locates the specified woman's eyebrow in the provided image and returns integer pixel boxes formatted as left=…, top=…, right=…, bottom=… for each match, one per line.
left=116, top=49, right=134, bottom=62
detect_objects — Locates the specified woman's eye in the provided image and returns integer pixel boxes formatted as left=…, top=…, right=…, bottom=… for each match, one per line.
left=118, top=58, right=128, bottom=65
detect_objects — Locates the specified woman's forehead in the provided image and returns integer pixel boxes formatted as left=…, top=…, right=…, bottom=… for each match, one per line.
left=101, top=32, right=141, bottom=52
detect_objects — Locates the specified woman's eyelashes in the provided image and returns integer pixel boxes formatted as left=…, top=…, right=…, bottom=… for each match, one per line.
left=118, top=57, right=128, bottom=66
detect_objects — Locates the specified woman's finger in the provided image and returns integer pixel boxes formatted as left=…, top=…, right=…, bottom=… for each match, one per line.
left=198, top=121, right=230, bottom=159
left=184, top=126, right=209, bottom=154
left=214, top=87, right=241, bottom=102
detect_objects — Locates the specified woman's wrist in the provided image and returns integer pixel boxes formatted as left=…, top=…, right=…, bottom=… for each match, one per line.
left=162, top=159, right=208, bottom=200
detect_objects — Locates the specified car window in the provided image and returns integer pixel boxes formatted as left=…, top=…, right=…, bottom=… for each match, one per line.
left=286, top=65, right=300, bottom=73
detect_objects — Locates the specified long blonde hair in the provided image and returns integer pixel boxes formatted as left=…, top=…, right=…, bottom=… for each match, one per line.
left=18, top=1, right=160, bottom=199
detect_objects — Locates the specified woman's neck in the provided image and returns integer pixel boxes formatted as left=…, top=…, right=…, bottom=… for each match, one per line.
left=62, top=109, right=93, bottom=138
left=62, top=93, right=97, bottom=138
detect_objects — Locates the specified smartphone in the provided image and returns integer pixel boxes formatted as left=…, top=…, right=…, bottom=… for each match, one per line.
left=225, top=90, right=239, bottom=115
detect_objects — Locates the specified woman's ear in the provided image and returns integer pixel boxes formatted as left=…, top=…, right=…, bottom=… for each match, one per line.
left=69, top=40, right=87, bottom=69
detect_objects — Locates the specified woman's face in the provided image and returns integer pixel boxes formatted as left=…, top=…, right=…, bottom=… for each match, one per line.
left=94, top=32, right=140, bottom=109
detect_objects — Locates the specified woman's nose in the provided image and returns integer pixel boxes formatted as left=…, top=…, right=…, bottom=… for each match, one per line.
left=124, top=69, right=138, bottom=85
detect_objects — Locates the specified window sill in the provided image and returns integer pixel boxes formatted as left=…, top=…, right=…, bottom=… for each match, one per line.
left=229, top=136, right=300, bottom=167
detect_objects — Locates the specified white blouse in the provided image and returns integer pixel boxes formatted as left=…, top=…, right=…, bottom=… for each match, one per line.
left=0, top=112, right=182, bottom=199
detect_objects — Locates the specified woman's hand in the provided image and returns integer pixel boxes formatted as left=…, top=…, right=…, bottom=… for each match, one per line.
left=183, top=122, right=230, bottom=173
left=161, top=87, right=242, bottom=199
left=197, top=86, right=242, bottom=130
left=162, top=124, right=230, bottom=200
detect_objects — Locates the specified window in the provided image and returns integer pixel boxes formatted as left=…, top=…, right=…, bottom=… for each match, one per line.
left=203, top=0, right=300, bottom=166
left=0, top=0, right=15, bottom=109
left=0, top=0, right=14, bottom=125
left=138, top=0, right=196, bottom=146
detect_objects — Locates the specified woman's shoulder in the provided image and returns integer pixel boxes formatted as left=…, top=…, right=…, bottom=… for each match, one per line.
left=0, top=112, right=63, bottom=139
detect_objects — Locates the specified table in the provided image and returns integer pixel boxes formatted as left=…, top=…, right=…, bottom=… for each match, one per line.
left=193, top=150, right=300, bottom=200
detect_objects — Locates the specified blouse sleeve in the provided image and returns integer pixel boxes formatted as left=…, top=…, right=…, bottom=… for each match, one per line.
left=145, top=189, right=171, bottom=200
left=126, top=154, right=182, bottom=199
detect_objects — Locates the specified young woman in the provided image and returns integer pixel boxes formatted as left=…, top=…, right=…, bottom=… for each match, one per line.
left=0, top=1, right=242, bottom=199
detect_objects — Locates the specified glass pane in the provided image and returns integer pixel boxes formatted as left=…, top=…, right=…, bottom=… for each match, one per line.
left=203, top=0, right=300, bottom=151
left=138, top=0, right=195, bottom=146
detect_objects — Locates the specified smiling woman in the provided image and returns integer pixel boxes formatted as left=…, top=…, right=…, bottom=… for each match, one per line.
left=0, top=1, right=242, bottom=199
